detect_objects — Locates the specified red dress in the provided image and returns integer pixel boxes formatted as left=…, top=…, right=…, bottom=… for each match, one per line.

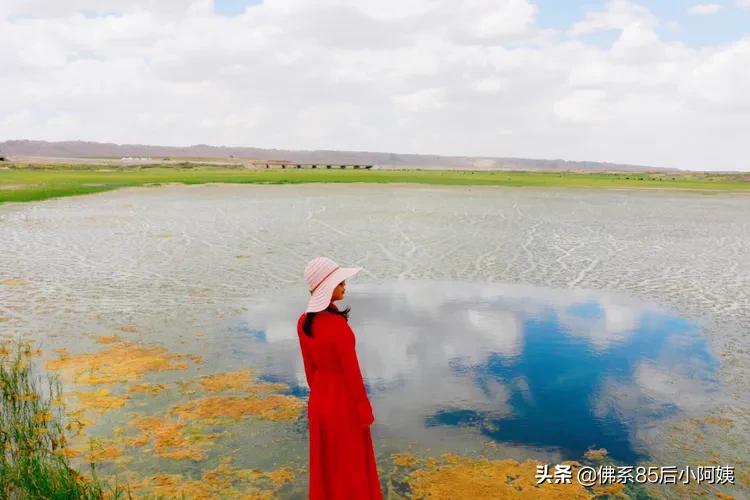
left=296, top=303, right=382, bottom=500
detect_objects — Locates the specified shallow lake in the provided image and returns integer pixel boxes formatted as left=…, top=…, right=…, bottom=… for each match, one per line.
left=0, top=183, right=748, bottom=498
left=241, top=281, right=720, bottom=464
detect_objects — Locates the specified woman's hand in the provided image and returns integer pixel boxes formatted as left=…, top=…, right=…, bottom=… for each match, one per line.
left=357, top=400, right=375, bottom=428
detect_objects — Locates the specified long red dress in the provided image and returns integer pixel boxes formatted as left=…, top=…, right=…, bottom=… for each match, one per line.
left=296, top=303, right=382, bottom=500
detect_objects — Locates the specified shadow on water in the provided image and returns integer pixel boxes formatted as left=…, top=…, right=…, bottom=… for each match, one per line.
left=229, top=280, right=720, bottom=464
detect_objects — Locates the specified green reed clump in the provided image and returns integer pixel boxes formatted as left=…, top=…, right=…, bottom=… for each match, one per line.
left=0, top=340, right=121, bottom=499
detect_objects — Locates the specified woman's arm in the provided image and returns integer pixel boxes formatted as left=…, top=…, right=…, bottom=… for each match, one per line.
left=333, top=318, right=374, bottom=428
left=297, top=317, right=317, bottom=389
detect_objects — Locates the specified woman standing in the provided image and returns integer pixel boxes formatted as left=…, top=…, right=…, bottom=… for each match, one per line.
left=297, top=256, right=382, bottom=500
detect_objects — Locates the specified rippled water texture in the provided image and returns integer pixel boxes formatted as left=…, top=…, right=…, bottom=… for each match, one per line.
left=1, top=184, right=749, bottom=498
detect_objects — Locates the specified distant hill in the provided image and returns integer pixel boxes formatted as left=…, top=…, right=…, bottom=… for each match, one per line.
left=0, top=139, right=680, bottom=172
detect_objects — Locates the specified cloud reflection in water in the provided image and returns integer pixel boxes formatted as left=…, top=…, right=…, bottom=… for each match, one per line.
left=231, top=280, right=719, bottom=463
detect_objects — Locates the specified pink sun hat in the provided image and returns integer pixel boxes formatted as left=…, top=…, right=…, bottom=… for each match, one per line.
left=304, top=256, right=362, bottom=313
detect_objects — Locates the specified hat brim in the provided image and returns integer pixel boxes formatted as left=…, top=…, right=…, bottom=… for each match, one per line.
left=306, top=266, right=362, bottom=313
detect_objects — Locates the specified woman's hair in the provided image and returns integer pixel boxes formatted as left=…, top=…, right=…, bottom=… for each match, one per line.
left=302, top=304, right=351, bottom=337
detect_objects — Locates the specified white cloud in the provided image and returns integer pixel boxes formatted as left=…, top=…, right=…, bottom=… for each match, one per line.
left=688, top=3, right=722, bottom=15
left=393, top=87, right=446, bottom=112
left=569, top=0, right=657, bottom=35
left=0, top=0, right=749, bottom=170
left=737, top=0, right=750, bottom=8
left=470, top=0, right=538, bottom=39
left=469, top=76, right=508, bottom=94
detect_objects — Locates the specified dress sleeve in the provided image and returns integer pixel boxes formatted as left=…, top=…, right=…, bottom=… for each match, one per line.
left=333, top=318, right=374, bottom=428
left=297, top=317, right=317, bottom=389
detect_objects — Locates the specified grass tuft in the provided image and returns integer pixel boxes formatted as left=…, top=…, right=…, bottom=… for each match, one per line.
left=0, top=340, right=125, bottom=499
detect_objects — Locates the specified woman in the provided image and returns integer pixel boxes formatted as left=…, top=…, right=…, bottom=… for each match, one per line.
left=296, top=256, right=382, bottom=500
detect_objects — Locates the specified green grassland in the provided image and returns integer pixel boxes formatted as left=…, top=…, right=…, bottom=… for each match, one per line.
left=1, top=161, right=748, bottom=204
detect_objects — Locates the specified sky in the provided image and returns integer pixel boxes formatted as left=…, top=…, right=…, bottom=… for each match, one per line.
left=1, top=0, right=749, bottom=171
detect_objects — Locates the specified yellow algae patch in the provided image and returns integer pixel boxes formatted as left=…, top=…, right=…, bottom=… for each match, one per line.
left=126, top=416, right=221, bottom=462
left=170, top=394, right=304, bottom=423
left=715, top=493, right=735, bottom=500
left=87, top=439, right=123, bottom=464
left=246, top=382, right=290, bottom=395
left=177, top=380, right=198, bottom=396
left=129, top=458, right=294, bottom=499
left=404, top=453, right=593, bottom=500
left=158, top=448, right=206, bottom=461
left=59, top=447, right=85, bottom=459
left=1, top=278, right=29, bottom=286
left=392, top=452, right=418, bottom=468
left=114, top=324, right=138, bottom=333
left=73, top=389, right=130, bottom=413
left=198, top=369, right=254, bottom=392
left=95, top=335, right=121, bottom=344
left=265, top=467, right=295, bottom=487
left=14, top=392, right=40, bottom=402
left=1, top=339, right=41, bottom=359
left=189, top=287, right=211, bottom=298
left=593, top=482, right=627, bottom=498
left=128, top=383, right=167, bottom=396
left=583, top=448, right=608, bottom=461
left=126, top=434, right=150, bottom=447
left=64, top=408, right=95, bottom=435
left=179, top=353, right=204, bottom=364
left=53, top=347, right=69, bottom=358
left=46, top=341, right=198, bottom=385
left=34, top=410, right=53, bottom=425
left=189, top=368, right=288, bottom=395
left=695, top=416, right=735, bottom=427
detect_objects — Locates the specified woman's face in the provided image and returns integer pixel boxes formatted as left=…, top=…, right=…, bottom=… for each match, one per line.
left=331, top=280, right=346, bottom=301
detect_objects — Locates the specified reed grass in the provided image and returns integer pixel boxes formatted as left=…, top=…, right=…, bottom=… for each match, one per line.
left=0, top=340, right=124, bottom=499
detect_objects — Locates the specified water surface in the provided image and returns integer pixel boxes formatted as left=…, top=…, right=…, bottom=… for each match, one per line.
left=237, top=281, right=719, bottom=464
left=0, top=184, right=746, bottom=497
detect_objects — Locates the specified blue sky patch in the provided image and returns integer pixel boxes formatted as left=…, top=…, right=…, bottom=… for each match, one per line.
left=213, top=0, right=262, bottom=17
left=535, top=0, right=750, bottom=48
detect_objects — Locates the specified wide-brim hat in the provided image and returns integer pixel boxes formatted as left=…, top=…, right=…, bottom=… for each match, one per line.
left=304, top=256, right=362, bottom=313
